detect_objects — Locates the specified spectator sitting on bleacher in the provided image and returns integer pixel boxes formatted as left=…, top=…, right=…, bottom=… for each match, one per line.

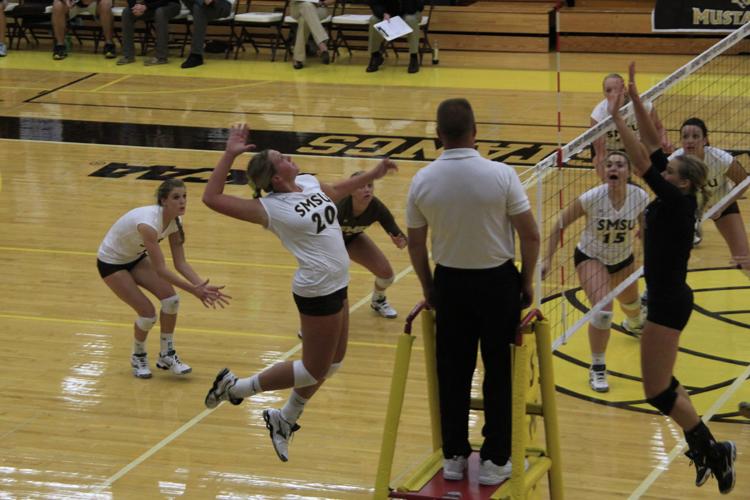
left=180, top=0, right=233, bottom=68
left=116, top=0, right=181, bottom=66
left=366, top=0, right=422, bottom=74
left=51, top=0, right=115, bottom=60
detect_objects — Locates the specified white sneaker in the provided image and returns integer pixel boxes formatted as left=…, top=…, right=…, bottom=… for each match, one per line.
left=621, top=318, right=643, bottom=337
left=478, top=458, right=529, bottom=486
left=204, top=368, right=243, bottom=408
left=443, top=455, right=468, bottom=481
left=131, top=353, right=152, bottom=379
left=156, top=350, right=192, bottom=375
left=693, top=221, right=702, bottom=247
left=263, top=408, right=300, bottom=462
left=371, top=297, right=398, bottom=319
left=589, top=367, right=609, bottom=392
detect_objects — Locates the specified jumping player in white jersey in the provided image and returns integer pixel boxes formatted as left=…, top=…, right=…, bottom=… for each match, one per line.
left=97, top=179, right=231, bottom=379
left=542, top=151, right=649, bottom=392
left=202, top=123, right=397, bottom=462
left=591, top=73, right=671, bottom=171
left=669, top=117, right=749, bottom=269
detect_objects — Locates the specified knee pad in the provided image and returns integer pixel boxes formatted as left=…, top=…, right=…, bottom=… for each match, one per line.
left=590, top=310, right=613, bottom=330
left=293, top=360, right=318, bottom=388
left=375, top=275, right=394, bottom=290
left=647, top=377, right=680, bottom=415
left=135, top=315, right=157, bottom=332
left=621, top=299, right=640, bottom=312
left=325, top=361, right=342, bottom=379
left=160, top=294, right=180, bottom=315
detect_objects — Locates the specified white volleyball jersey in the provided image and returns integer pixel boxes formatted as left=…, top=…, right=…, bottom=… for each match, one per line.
left=577, top=184, right=649, bottom=265
left=98, top=205, right=180, bottom=264
left=591, top=99, right=653, bottom=152
left=669, top=146, right=734, bottom=207
left=259, top=174, right=350, bottom=297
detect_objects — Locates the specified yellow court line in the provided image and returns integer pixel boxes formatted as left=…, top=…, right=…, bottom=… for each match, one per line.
left=91, top=74, right=132, bottom=92
left=0, top=245, right=370, bottom=274
left=0, top=312, right=399, bottom=350
left=0, top=50, right=671, bottom=93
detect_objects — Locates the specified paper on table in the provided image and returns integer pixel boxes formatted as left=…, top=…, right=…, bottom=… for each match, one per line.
left=373, top=15, right=413, bottom=41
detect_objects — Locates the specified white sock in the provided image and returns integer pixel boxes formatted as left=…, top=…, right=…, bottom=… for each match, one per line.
left=372, top=290, right=386, bottom=302
left=281, top=390, right=309, bottom=424
left=133, top=339, right=147, bottom=355
left=160, top=333, right=174, bottom=355
left=230, top=374, right=262, bottom=398
left=592, top=352, right=606, bottom=368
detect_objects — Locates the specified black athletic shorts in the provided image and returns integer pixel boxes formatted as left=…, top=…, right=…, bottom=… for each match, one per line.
left=293, top=287, right=348, bottom=316
left=574, top=248, right=634, bottom=274
left=647, top=285, right=693, bottom=331
left=97, top=254, right=147, bottom=278
left=716, top=201, right=740, bottom=219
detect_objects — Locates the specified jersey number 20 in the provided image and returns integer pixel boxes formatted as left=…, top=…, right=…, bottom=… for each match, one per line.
left=312, top=206, right=337, bottom=234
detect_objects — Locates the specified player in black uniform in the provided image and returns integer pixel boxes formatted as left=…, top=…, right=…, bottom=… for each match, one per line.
left=337, top=171, right=407, bottom=318
left=610, top=63, right=736, bottom=495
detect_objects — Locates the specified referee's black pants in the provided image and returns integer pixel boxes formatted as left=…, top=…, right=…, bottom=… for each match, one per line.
left=434, top=260, right=521, bottom=465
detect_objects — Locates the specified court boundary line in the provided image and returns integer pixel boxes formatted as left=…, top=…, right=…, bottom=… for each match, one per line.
left=89, top=262, right=415, bottom=493
left=628, top=362, right=750, bottom=499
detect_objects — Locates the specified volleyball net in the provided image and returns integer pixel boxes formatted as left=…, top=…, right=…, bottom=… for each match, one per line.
left=523, top=22, right=750, bottom=349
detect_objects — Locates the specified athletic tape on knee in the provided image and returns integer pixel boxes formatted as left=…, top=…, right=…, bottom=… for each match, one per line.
left=647, top=376, right=680, bottom=415
left=160, top=294, right=180, bottom=314
left=590, top=310, right=613, bottom=330
left=293, top=360, right=318, bottom=388
left=135, top=315, right=157, bottom=332
left=375, top=275, right=395, bottom=289
left=621, top=299, right=640, bottom=312
left=325, top=361, right=342, bottom=379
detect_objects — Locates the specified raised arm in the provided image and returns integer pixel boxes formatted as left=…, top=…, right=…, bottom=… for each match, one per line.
left=627, top=62, right=661, bottom=154
left=609, top=89, right=651, bottom=177
left=202, top=123, right=268, bottom=226
left=321, top=158, right=398, bottom=202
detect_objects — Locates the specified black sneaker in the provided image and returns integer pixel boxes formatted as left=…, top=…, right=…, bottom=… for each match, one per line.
left=320, top=50, right=330, bottom=65
left=739, top=401, right=750, bottom=418
left=181, top=53, right=204, bottom=69
left=52, top=44, right=67, bottom=60
left=708, top=441, right=736, bottom=494
left=366, top=51, right=383, bottom=73
left=408, top=54, right=419, bottom=73
left=103, top=43, right=116, bottom=59
left=293, top=60, right=304, bottom=70
left=685, top=448, right=711, bottom=487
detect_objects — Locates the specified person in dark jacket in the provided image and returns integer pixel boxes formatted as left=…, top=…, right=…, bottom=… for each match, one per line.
left=117, top=0, right=182, bottom=66
left=366, top=0, right=423, bottom=73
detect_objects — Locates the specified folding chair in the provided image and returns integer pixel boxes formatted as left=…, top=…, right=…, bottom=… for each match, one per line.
left=6, top=0, right=53, bottom=49
left=328, top=0, right=370, bottom=61
left=179, top=0, right=238, bottom=59
left=232, top=0, right=289, bottom=61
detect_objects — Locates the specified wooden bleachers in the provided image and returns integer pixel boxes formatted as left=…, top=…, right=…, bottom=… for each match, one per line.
left=558, top=0, right=750, bottom=54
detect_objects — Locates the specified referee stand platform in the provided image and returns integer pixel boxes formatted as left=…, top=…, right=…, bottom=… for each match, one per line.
left=374, top=303, right=563, bottom=500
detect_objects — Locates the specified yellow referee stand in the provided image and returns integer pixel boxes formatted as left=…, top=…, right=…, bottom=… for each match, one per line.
left=374, top=303, right=563, bottom=499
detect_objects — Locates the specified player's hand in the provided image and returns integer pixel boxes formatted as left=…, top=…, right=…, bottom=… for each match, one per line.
left=226, top=123, right=256, bottom=157
left=391, top=233, right=407, bottom=249
left=371, top=158, right=398, bottom=180
left=627, top=61, right=641, bottom=104
left=607, top=88, right=625, bottom=118
left=193, top=279, right=232, bottom=308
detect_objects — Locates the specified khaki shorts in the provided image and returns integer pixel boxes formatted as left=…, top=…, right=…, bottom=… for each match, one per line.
left=70, top=0, right=98, bottom=17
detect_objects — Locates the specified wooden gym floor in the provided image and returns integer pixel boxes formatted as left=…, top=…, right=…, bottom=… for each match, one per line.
left=1, top=39, right=749, bottom=499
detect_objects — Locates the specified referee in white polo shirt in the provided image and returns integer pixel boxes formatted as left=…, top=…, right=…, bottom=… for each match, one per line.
left=406, top=98, right=540, bottom=486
